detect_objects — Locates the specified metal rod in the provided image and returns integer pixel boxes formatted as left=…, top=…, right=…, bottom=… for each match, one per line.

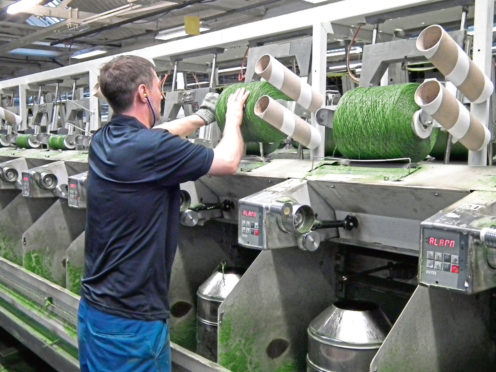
left=71, top=80, right=76, bottom=100
left=443, top=134, right=452, bottom=164
left=372, top=24, right=379, bottom=44
left=171, top=61, right=178, bottom=92
left=460, top=6, right=468, bottom=30
left=50, top=82, right=60, bottom=132
left=209, top=53, right=217, bottom=89
left=444, top=6, right=469, bottom=164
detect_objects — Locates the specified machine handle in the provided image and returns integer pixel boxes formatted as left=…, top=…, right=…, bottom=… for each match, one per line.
left=313, top=215, right=359, bottom=231
left=189, top=200, right=234, bottom=212
left=297, top=215, right=358, bottom=252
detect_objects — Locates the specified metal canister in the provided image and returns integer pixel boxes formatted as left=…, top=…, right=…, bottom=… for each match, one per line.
left=307, top=300, right=391, bottom=372
left=196, top=266, right=243, bottom=361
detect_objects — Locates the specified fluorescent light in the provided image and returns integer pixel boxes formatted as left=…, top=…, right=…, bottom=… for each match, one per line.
left=303, top=0, right=331, bottom=3
left=326, top=46, right=362, bottom=58
left=10, top=48, right=60, bottom=57
left=155, top=26, right=210, bottom=41
left=218, top=66, right=246, bottom=73
left=71, top=48, right=107, bottom=60
left=7, top=0, right=42, bottom=15
left=186, top=81, right=209, bottom=87
left=34, top=41, right=81, bottom=48
left=328, top=62, right=361, bottom=72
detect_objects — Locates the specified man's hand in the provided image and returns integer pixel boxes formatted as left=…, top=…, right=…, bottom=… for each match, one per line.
left=225, top=87, right=250, bottom=127
left=208, top=87, right=250, bottom=176
left=195, top=92, right=220, bottom=125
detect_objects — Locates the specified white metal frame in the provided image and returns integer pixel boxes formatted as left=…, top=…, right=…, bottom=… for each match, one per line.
left=0, top=0, right=492, bottom=160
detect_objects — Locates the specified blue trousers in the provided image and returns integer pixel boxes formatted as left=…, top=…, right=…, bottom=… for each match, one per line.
left=78, top=299, right=171, bottom=372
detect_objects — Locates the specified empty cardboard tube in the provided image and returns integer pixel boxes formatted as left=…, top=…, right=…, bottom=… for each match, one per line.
left=254, top=95, right=321, bottom=149
left=255, top=54, right=324, bottom=112
left=416, top=24, right=493, bottom=103
left=415, top=79, right=491, bottom=151
left=0, top=107, right=21, bottom=126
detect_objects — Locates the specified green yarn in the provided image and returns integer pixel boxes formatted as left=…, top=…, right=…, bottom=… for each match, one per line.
left=15, top=134, right=31, bottom=149
left=324, top=128, right=340, bottom=156
left=48, top=135, right=69, bottom=150
left=245, top=141, right=280, bottom=155
left=430, top=130, right=496, bottom=161
left=333, top=83, right=438, bottom=162
left=430, top=130, right=468, bottom=160
left=215, top=82, right=291, bottom=143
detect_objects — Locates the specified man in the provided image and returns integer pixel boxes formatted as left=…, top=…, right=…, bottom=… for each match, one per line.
left=78, top=55, right=249, bottom=372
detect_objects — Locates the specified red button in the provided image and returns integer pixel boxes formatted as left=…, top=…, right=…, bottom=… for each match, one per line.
left=451, top=265, right=459, bottom=274
left=254, top=230, right=259, bottom=236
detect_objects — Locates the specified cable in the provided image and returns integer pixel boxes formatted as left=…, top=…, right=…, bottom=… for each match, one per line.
left=238, top=47, right=249, bottom=82
left=347, top=24, right=364, bottom=84
left=145, top=96, right=156, bottom=127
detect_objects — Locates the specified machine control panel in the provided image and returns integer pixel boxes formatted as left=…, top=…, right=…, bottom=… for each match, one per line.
left=420, top=228, right=468, bottom=291
left=238, top=205, right=264, bottom=248
left=21, top=173, right=30, bottom=197
left=419, top=191, right=496, bottom=294
left=68, top=172, right=87, bottom=209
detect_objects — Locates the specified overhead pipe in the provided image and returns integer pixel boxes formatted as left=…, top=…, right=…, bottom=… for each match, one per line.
left=254, top=95, right=321, bottom=149
left=415, top=79, right=490, bottom=151
left=255, top=54, right=324, bottom=113
left=416, top=24, right=493, bottom=103
left=0, top=107, right=21, bottom=126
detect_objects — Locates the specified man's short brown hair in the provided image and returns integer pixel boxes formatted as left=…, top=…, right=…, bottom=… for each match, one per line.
left=99, top=55, right=155, bottom=113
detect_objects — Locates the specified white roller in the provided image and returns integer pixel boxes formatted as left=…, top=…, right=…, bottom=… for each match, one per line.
left=281, top=109, right=296, bottom=136
left=415, top=79, right=490, bottom=151
left=449, top=101, right=470, bottom=140
left=444, top=46, right=470, bottom=87
left=254, top=95, right=321, bottom=149
left=416, top=24, right=494, bottom=103
left=255, top=54, right=324, bottom=112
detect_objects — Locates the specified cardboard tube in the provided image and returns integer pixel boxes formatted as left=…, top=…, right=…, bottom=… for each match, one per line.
left=0, top=107, right=21, bottom=126
left=255, top=54, right=324, bottom=112
left=254, top=95, right=321, bottom=149
left=415, top=80, right=490, bottom=151
left=416, top=24, right=493, bottom=103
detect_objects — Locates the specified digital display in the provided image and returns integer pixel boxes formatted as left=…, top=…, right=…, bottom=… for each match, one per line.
left=242, top=210, right=257, bottom=218
left=70, top=183, right=77, bottom=189
left=428, top=237, right=455, bottom=248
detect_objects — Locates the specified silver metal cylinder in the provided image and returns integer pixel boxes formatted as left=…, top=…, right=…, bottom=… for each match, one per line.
left=307, top=300, right=391, bottom=372
left=196, top=267, right=242, bottom=361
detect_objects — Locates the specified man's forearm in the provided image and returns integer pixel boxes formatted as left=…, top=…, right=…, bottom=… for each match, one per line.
left=153, top=114, right=205, bottom=137
left=210, top=123, right=244, bottom=175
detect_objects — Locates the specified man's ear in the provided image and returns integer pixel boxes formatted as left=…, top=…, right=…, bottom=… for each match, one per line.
left=138, top=84, right=148, bottom=102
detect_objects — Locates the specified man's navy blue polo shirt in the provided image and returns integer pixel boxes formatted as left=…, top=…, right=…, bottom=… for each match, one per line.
left=81, top=114, right=214, bottom=321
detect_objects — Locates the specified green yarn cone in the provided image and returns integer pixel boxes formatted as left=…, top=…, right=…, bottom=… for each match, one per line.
left=48, top=135, right=68, bottom=150
left=333, top=83, right=438, bottom=162
left=15, top=134, right=31, bottom=149
left=215, top=81, right=291, bottom=143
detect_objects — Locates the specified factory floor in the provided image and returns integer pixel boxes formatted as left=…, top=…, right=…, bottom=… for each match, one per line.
left=0, top=327, right=55, bottom=372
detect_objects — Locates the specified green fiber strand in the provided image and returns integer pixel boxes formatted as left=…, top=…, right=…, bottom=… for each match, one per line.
left=245, top=141, right=280, bottom=155
left=48, top=135, right=68, bottom=150
left=15, top=134, right=31, bottom=149
left=430, top=130, right=468, bottom=160
left=333, top=83, right=438, bottom=162
left=215, top=82, right=291, bottom=143
left=324, top=128, right=340, bottom=156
